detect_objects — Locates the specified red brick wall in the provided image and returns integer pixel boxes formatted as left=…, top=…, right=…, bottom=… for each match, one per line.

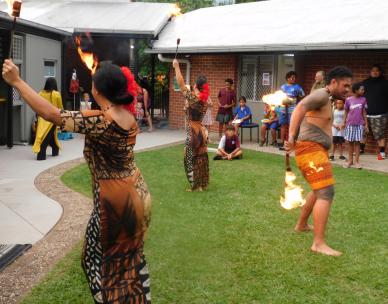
left=169, top=54, right=238, bottom=132
left=168, top=51, right=388, bottom=153
left=296, top=51, right=388, bottom=153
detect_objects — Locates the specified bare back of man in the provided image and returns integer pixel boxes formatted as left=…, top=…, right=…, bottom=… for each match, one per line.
left=285, top=67, right=352, bottom=257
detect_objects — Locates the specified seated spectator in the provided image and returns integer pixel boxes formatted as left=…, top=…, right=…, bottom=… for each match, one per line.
left=80, top=92, right=92, bottom=110
left=260, top=104, right=279, bottom=146
left=214, top=125, right=243, bottom=160
left=136, top=99, right=145, bottom=128
left=233, top=96, right=252, bottom=133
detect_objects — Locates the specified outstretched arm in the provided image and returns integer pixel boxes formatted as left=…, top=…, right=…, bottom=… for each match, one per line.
left=173, top=59, right=187, bottom=92
left=2, top=59, right=61, bottom=125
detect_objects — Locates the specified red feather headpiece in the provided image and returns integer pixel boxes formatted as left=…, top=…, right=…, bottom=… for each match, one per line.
left=198, top=83, right=210, bottom=103
left=120, top=66, right=140, bottom=114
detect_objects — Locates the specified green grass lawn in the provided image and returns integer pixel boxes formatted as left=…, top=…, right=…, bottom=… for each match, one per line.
left=22, top=146, right=388, bottom=304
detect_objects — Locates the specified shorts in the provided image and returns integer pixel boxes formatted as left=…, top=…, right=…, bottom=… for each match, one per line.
left=264, top=121, right=279, bottom=130
left=216, top=112, right=233, bottom=123
left=279, top=112, right=292, bottom=126
left=367, top=115, right=388, bottom=140
left=295, top=141, right=335, bottom=191
left=344, top=125, right=364, bottom=142
left=333, top=136, right=345, bottom=144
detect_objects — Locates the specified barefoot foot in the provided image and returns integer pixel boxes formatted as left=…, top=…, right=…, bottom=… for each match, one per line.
left=311, top=243, right=342, bottom=256
left=294, top=224, right=313, bottom=233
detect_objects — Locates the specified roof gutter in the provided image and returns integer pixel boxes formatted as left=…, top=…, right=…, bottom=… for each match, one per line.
left=148, top=42, right=388, bottom=54
left=0, top=13, right=71, bottom=37
left=158, top=54, right=191, bottom=85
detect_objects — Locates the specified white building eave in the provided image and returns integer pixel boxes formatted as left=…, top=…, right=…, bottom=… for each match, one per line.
left=147, top=42, right=388, bottom=54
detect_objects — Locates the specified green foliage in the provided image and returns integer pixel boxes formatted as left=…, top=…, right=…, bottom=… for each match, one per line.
left=140, top=0, right=213, bottom=13
left=236, top=0, right=265, bottom=3
left=23, top=146, right=388, bottom=303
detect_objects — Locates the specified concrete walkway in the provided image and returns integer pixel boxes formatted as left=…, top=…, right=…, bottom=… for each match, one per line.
left=240, top=141, right=388, bottom=174
left=0, top=130, right=185, bottom=245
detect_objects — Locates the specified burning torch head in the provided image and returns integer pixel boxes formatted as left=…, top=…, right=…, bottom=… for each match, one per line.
left=11, top=0, right=22, bottom=18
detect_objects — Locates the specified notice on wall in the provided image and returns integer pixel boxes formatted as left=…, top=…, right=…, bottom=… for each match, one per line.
left=262, top=73, right=271, bottom=86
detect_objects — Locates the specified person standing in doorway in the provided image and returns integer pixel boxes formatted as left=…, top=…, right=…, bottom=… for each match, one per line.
left=216, top=78, right=236, bottom=138
left=363, top=64, right=388, bottom=160
left=279, top=71, right=305, bottom=150
left=32, top=77, right=63, bottom=160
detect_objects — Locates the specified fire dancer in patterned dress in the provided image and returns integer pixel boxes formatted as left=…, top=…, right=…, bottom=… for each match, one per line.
left=3, top=59, right=152, bottom=303
left=285, top=66, right=353, bottom=257
left=173, top=58, right=209, bottom=191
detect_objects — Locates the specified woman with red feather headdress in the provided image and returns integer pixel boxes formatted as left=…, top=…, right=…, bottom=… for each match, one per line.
left=173, top=58, right=210, bottom=191
left=2, top=60, right=151, bottom=303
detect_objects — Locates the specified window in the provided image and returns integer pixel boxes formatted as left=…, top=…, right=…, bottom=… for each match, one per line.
left=238, top=55, right=275, bottom=102
left=44, top=60, right=56, bottom=78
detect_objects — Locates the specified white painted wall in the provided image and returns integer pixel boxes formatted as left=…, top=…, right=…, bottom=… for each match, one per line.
left=19, top=34, right=62, bottom=143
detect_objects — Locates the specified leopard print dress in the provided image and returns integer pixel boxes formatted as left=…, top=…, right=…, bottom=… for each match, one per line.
left=61, top=110, right=151, bottom=304
left=182, top=89, right=209, bottom=190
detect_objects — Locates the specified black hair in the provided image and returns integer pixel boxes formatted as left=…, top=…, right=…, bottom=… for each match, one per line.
left=326, top=66, right=353, bottom=84
left=226, top=125, right=235, bottom=132
left=352, top=82, right=364, bottom=93
left=239, top=96, right=247, bottom=102
left=43, top=77, right=58, bottom=91
left=225, top=78, right=233, bottom=85
left=196, top=75, right=207, bottom=91
left=371, top=64, right=384, bottom=74
left=285, top=71, right=297, bottom=80
left=93, top=62, right=133, bottom=105
left=139, top=77, right=150, bottom=91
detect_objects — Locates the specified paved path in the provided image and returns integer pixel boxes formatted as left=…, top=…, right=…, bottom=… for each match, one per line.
left=0, top=130, right=185, bottom=245
left=240, top=141, right=388, bottom=173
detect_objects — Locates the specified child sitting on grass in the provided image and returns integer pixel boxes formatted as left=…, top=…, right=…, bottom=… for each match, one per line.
left=329, top=99, right=346, bottom=161
left=214, top=125, right=243, bottom=160
left=260, top=103, right=279, bottom=146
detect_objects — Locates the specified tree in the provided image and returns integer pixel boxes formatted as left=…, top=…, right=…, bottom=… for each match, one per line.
left=140, top=0, right=213, bottom=13
left=236, top=0, right=266, bottom=3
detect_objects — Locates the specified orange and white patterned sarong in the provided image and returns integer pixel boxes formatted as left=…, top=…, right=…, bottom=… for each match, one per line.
left=295, top=141, right=335, bottom=190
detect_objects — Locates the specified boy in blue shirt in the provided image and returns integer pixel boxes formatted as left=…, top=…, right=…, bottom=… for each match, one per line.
left=278, top=71, right=305, bottom=150
left=233, top=96, right=252, bottom=133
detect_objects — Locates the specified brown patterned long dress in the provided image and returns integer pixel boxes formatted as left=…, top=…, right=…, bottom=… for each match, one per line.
left=182, top=89, right=209, bottom=190
left=60, top=110, right=152, bottom=304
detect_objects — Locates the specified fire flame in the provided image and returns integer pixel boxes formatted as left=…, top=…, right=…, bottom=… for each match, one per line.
left=75, top=36, right=98, bottom=75
left=3, top=0, right=13, bottom=16
left=280, top=171, right=306, bottom=210
left=170, top=3, right=182, bottom=17
left=262, top=90, right=289, bottom=107
left=3, top=0, right=21, bottom=17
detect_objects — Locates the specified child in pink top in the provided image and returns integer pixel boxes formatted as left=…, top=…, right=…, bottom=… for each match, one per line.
left=343, top=83, right=369, bottom=169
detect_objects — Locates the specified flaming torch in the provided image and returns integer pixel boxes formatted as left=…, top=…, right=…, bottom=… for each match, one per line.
left=170, top=4, right=182, bottom=59
left=262, top=91, right=305, bottom=210
left=4, top=0, right=22, bottom=58
left=75, top=36, right=98, bottom=75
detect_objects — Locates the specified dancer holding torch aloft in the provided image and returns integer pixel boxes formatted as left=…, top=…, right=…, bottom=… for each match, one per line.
left=173, top=58, right=210, bottom=191
left=3, top=59, right=151, bottom=303
left=285, top=66, right=353, bottom=257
